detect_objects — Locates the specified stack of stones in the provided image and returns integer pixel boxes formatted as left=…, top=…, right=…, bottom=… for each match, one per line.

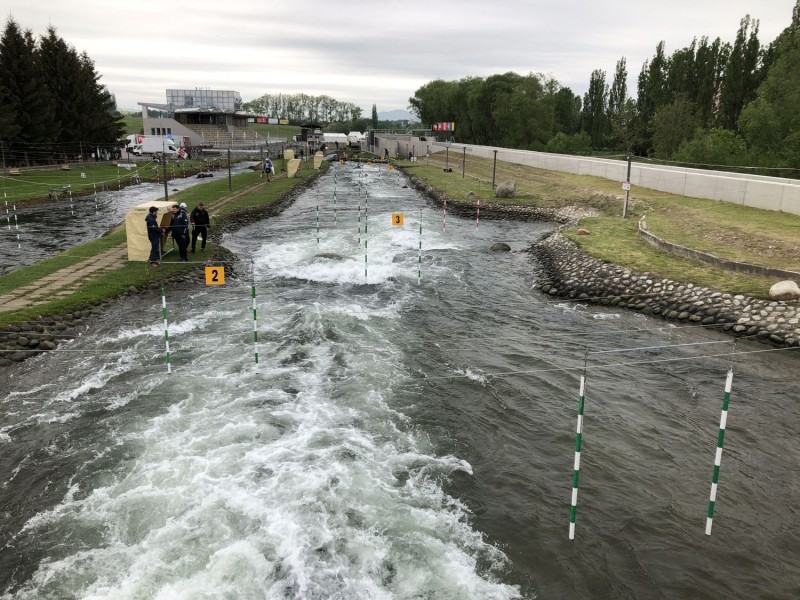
left=0, top=310, right=94, bottom=366
left=531, top=232, right=800, bottom=348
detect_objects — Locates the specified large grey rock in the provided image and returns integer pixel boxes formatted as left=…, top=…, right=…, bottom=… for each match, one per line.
left=769, top=280, right=800, bottom=301
left=490, top=243, right=511, bottom=252
left=495, top=180, right=516, bottom=198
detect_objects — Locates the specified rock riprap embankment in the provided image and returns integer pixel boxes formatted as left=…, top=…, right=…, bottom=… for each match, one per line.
left=531, top=232, right=800, bottom=348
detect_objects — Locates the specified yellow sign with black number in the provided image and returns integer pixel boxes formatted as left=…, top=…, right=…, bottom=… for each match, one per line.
left=391, top=213, right=404, bottom=226
left=205, top=266, right=225, bottom=285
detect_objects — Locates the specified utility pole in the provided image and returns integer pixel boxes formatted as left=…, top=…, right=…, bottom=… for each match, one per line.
left=623, top=152, right=632, bottom=218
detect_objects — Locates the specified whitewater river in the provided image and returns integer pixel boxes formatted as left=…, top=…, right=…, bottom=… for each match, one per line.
left=1, top=164, right=799, bottom=599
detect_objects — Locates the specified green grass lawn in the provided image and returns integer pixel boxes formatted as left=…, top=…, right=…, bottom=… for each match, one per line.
left=403, top=155, right=800, bottom=299
left=2, top=159, right=215, bottom=204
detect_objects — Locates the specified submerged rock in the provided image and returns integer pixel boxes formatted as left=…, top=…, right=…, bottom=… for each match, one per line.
left=490, top=243, right=511, bottom=252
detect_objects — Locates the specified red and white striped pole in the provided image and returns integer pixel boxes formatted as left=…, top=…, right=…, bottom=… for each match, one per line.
left=443, top=196, right=447, bottom=231
left=476, top=199, right=480, bottom=228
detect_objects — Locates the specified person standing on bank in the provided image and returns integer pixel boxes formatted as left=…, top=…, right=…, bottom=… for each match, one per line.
left=171, top=203, right=190, bottom=261
left=146, top=206, right=162, bottom=266
left=190, top=202, right=210, bottom=253
left=263, top=157, right=274, bottom=182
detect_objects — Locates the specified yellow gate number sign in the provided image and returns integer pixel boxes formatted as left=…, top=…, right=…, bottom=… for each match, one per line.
left=391, top=213, right=404, bottom=226
left=205, top=266, right=225, bottom=285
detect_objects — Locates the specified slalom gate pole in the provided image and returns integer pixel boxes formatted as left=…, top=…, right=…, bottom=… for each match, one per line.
left=5, top=197, right=10, bottom=229
left=476, top=199, right=480, bottom=228
left=418, top=211, right=422, bottom=285
left=333, top=190, right=337, bottom=225
left=69, top=188, right=74, bottom=216
left=13, top=205, right=20, bottom=249
left=252, top=274, right=259, bottom=368
left=357, top=200, right=361, bottom=248
left=706, top=368, right=734, bottom=535
left=316, top=205, right=320, bottom=244
left=569, top=370, right=587, bottom=540
left=443, top=196, right=447, bottom=230
left=364, top=201, right=368, bottom=281
left=161, top=285, right=172, bottom=374
left=93, top=184, right=98, bottom=212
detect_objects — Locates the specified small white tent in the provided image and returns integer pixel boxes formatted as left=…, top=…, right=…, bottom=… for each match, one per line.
left=125, top=200, right=176, bottom=261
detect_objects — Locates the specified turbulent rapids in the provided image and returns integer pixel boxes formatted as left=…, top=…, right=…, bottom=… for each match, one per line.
left=1, top=163, right=799, bottom=599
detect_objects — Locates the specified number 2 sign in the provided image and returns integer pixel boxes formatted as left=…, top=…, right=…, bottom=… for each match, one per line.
left=205, top=266, right=225, bottom=285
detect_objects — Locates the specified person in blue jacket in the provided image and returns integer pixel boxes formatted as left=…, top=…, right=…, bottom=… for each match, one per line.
left=145, top=206, right=162, bottom=266
left=170, top=203, right=190, bottom=261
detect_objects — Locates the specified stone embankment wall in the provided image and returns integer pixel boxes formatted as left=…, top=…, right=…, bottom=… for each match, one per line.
left=531, top=232, right=800, bottom=348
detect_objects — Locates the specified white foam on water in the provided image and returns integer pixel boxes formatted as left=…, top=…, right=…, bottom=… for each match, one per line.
left=3, top=170, right=523, bottom=600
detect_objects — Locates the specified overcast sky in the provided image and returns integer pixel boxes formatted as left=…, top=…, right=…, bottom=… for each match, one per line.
left=6, top=1, right=798, bottom=116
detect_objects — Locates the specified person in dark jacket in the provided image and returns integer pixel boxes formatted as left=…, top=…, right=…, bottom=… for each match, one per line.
left=170, top=203, right=190, bottom=261
left=146, top=206, right=162, bottom=266
left=190, top=202, right=211, bottom=253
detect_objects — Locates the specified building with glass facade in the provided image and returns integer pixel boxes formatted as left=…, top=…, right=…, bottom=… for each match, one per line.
left=166, top=89, right=242, bottom=112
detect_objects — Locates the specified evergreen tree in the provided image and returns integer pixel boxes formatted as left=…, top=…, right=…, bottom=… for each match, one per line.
left=371, top=104, right=378, bottom=129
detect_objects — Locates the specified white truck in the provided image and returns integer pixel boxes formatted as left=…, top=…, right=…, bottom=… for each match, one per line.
left=131, top=136, right=181, bottom=157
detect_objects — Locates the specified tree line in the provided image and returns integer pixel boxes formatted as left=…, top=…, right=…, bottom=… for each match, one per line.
left=242, top=93, right=363, bottom=125
left=409, top=1, right=800, bottom=173
left=0, top=19, right=125, bottom=166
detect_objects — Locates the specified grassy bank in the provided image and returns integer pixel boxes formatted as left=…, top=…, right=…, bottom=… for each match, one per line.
left=1, top=158, right=229, bottom=204
left=0, top=161, right=327, bottom=325
left=402, top=153, right=800, bottom=299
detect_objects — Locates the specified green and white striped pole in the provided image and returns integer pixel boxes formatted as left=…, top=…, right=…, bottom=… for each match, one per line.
left=13, top=205, right=20, bottom=249
left=364, top=207, right=368, bottom=281
left=706, top=368, right=734, bottom=535
left=161, top=284, right=171, bottom=374
left=569, top=373, right=586, bottom=540
left=418, top=212, right=422, bottom=285
left=252, top=280, right=259, bottom=367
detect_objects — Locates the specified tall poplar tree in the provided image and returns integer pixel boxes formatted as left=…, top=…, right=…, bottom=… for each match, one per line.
left=718, top=15, right=763, bottom=130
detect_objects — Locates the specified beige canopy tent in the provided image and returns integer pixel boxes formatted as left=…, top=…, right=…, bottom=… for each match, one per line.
left=125, top=200, right=176, bottom=261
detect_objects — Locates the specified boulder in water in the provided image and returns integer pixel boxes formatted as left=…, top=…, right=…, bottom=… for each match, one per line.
left=313, top=252, right=348, bottom=261
left=490, top=243, right=511, bottom=252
